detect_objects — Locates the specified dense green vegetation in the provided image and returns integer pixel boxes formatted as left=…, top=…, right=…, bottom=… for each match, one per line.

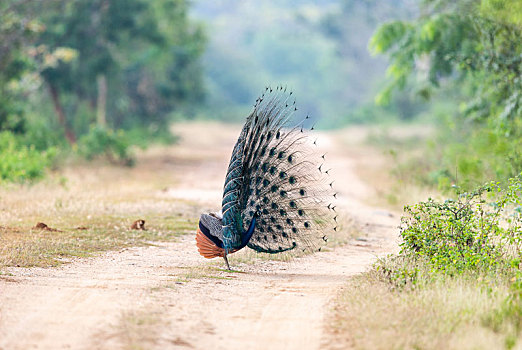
left=0, top=0, right=204, bottom=181
left=371, top=0, right=521, bottom=189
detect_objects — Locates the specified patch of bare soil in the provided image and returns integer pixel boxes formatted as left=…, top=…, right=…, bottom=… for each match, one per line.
left=0, top=123, right=398, bottom=350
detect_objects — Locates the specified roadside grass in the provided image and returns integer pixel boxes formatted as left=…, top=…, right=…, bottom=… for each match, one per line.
left=0, top=151, right=200, bottom=269
left=0, top=216, right=195, bottom=268
left=327, top=266, right=512, bottom=350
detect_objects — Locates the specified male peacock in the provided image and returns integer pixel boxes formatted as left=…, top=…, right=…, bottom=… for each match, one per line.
left=196, top=87, right=337, bottom=269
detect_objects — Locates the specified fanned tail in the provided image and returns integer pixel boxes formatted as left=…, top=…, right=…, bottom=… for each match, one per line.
left=221, top=86, right=336, bottom=254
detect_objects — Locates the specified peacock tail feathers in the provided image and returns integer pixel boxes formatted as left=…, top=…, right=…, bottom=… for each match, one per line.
left=221, top=86, right=336, bottom=254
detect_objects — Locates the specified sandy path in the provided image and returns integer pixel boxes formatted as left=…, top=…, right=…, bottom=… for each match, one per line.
left=0, top=124, right=398, bottom=349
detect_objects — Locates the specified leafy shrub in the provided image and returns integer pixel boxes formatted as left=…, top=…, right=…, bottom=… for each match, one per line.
left=400, top=176, right=522, bottom=273
left=77, top=126, right=135, bottom=166
left=0, top=132, right=56, bottom=182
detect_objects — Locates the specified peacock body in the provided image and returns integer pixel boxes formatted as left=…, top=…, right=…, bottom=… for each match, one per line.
left=196, top=87, right=336, bottom=269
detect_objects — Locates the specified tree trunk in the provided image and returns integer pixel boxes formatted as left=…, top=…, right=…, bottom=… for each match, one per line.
left=96, top=74, right=107, bottom=127
left=48, top=83, right=76, bottom=144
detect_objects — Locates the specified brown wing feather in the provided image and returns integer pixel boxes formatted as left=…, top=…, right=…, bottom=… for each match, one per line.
left=196, top=229, right=225, bottom=258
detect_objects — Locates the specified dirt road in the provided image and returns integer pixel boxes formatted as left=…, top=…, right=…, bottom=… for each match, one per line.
left=0, top=124, right=398, bottom=349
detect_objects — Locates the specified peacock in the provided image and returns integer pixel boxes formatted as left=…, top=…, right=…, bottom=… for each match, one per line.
left=196, top=86, right=337, bottom=269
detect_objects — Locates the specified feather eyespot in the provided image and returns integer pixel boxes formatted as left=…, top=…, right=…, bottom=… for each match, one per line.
left=298, top=209, right=305, bottom=216
left=289, top=176, right=296, bottom=184
left=304, top=221, right=310, bottom=228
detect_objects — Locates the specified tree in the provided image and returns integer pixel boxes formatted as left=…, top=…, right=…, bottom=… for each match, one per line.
left=370, top=0, right=521, bottom=131
left=38, top=0, right=206, bottom=143
left=371, top=0, right=522, bottom=185
left=0, top=0, right=43, bottom=133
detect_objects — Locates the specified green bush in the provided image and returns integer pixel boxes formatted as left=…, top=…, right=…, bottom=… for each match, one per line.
left=77, top=126, right=135, bottom=166
left=0, top=132, right=57, bottom=183
left=400, top=176, right=522, bottom=273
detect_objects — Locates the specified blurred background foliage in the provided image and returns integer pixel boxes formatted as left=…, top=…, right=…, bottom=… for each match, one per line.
left=371, top=0, right=521, bottom=190
left=0, top=0, right=520, bottom=187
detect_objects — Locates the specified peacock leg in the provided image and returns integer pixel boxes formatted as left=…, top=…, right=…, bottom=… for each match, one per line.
left=223, top=253, right=231, bottom=270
